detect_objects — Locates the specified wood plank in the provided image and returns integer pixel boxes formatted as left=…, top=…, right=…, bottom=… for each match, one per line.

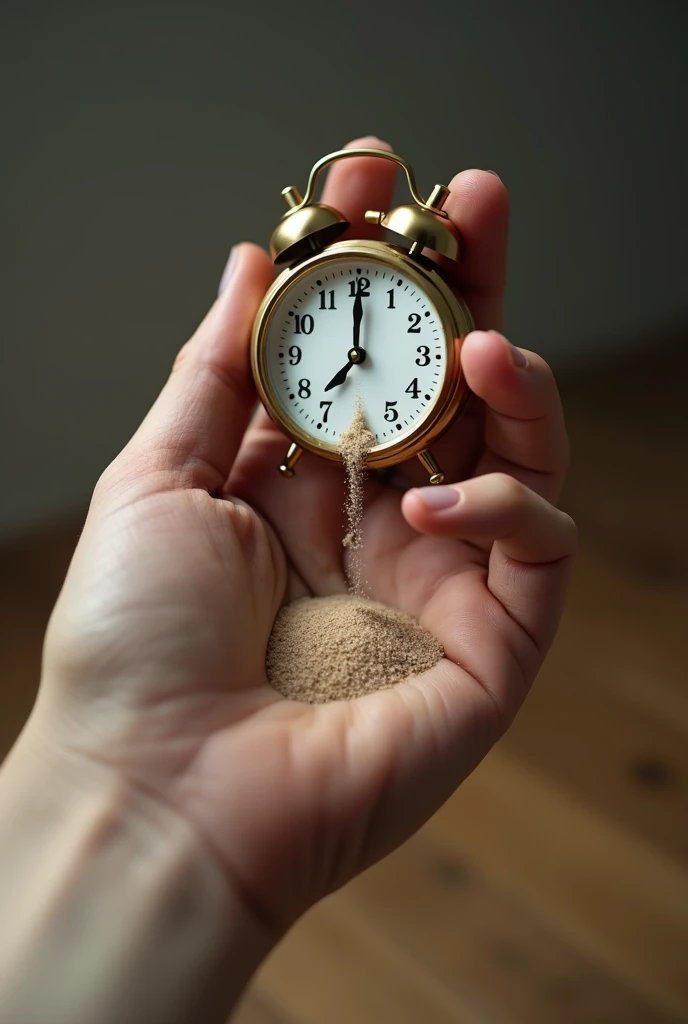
left=563, top=417, right=688, bottom=554
left=558, top=355, right=688, bottom=739
left=544, top=539, right=688, bottom=737
left=232, top=990, right=293, bottom=1024
left=341, top=834, right=672, bottom=1023
left=426, top=749, right=688, bottom=1021
left=255, top=895, right=478, bottom=1024
left=559, top=340, right=688, bottom=476
left=556, top=372, right=688, bottom=741
left=503, top=645, right=688, bottom=864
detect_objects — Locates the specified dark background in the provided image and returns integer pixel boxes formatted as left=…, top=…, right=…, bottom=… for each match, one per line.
left=1, top=0, right=686, bottom=536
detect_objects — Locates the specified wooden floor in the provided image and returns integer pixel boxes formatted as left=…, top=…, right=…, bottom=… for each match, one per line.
left=1, top=343, right=686, bottom=1023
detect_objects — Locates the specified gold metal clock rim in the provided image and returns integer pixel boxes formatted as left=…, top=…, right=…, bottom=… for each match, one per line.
left=250, top=240, right=474, bottom=469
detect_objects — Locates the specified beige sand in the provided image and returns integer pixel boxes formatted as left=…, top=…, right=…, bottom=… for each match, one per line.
left=266, top=594, right=443, bottom=703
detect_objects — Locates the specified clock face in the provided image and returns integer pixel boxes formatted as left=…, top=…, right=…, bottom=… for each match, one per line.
left=262, top=254, right=448, bottom=449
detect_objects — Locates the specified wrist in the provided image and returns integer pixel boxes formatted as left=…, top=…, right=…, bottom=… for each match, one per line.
left=0, top=720, right=275, bottom=1024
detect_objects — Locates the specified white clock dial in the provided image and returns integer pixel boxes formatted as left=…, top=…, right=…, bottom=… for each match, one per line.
left=264, top=256, right=447, bottom=447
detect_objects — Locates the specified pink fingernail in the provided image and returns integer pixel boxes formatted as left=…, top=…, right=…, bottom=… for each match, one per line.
left=417, top=486, right=461, bottom=510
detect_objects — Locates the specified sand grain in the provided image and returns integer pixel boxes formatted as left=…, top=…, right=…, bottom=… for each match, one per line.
left=337, top=397, right=376, bottom=594
left=266, top=595, right=444, bottom=703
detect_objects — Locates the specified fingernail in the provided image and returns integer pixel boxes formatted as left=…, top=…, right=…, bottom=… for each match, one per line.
left=486, top=169, right=502, bottom=180
left=416, top=486, right=461, bottom=511
left=218, top=246, right=238, bottom=296
left=510, top=342, right=528, bottom=368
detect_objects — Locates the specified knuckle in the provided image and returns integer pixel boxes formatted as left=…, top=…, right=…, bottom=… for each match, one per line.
left=92, top=445, right=153, bottom=510
left=93, top=457, right=123, bottom=502
left=213, top=496, right=284, bottom=588
left=171, top=338, right=194, bottom=376
left=491, top=472, right=527, bottom=507
left=225, top=498, right=260, bottom=549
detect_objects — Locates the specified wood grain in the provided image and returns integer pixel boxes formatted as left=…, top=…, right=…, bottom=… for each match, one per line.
left=501, top=642, right=688, bottom=863
left=426, top=749, right=688, bottom=1020
left=255, top=896, right=475, bottom=1024
left=334, top=836, right=672, bottom=1023
left=233, top=991, right=291, bottom=1024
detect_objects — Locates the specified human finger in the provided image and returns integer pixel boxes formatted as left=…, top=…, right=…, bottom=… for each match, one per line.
left=402, top=472, right=576, bottom=651
left=100, top=243, right=274, bottom=501
left=461, top=329, right=570, bottom=501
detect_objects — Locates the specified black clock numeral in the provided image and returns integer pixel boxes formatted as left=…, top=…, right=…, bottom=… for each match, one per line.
left=294, top=314, right=314, bottom=335
left=387, top=288, right=395, bottom=308
left=384, top=400, right=399, bottom=422
left=405, top=378, right=420, bottom=400
left=407, top=313, right=421, bottom=333
left=319, top=289, right=336, bottom=310
left=415, top=345, right=430, bottom=366
left=298, top=378, right=311, bottom=399
left=288, top=345, right=302, bottom=365
left=319, top=400, right=332, bottom=423
left=349, top=277, right=370, bottom=297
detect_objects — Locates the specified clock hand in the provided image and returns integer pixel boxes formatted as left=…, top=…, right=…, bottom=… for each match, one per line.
left=324, top=344, right=368, bottom=392
left=324, top=359, right=353, bottom=392
left=352, top=288, right=363, bottom=349
left=324, top=283, right=367, bottom=392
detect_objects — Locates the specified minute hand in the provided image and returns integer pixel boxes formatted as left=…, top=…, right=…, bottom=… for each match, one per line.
left=324, top=290, right=365, bottom=391
left=352, top=290, right=363, bottom=348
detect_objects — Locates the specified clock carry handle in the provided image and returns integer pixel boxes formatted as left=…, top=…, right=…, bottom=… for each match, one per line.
left=269, top=149, right=462, bottom=265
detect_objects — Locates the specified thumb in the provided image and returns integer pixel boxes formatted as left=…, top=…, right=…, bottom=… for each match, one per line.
left=112, top=243, right=274, bottom=496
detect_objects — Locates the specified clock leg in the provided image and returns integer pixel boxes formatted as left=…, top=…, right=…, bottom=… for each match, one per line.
left=417, top=449, right=445, bottom=485
left=278, top=442, right=303, bottom=478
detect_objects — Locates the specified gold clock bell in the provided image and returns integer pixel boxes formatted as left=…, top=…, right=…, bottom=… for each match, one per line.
left=250, top=149, right=474, bottom=484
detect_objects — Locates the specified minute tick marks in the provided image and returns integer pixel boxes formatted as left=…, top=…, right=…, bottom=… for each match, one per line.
left=263, top=255, right=450, bottom=450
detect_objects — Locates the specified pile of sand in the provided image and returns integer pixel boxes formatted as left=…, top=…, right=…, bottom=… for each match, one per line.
left=266, top=398, right=443, bottom=703
left=266, top=595, right=443, bottom=703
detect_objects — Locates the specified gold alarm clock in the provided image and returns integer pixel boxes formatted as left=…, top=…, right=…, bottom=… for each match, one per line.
left=250, top=148, right=474, bottom=484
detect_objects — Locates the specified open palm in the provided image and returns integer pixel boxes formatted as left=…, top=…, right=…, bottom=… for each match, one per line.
left=40, top=138, right=574, bottom=937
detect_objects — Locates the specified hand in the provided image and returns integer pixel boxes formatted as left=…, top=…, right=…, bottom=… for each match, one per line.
left=22, top=137, right=573, bottom=988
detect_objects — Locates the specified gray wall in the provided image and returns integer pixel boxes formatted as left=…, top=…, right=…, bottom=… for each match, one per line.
left=1, top=0, right=686, bottom=537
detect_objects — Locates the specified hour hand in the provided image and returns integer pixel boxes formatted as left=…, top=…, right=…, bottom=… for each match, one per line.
left=324, top=345, right=367, bottom=391
left=324, top=360, right=353, bottom=392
